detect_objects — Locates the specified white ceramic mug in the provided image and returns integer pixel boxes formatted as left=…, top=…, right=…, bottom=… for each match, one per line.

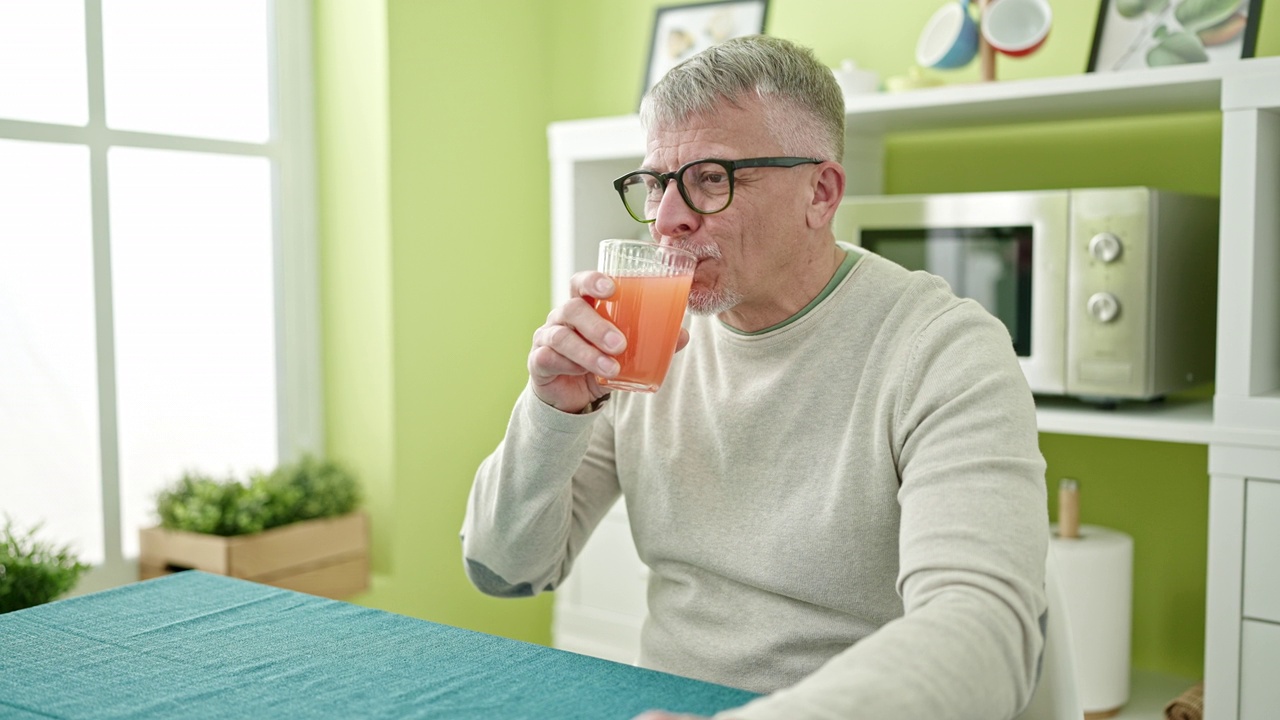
left=981, top=0, right=1053, bottom=57
left=832, top=59, right=880, bottom=97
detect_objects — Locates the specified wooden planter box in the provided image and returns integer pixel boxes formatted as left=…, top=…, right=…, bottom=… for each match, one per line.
left=139, top=511, right=369, bottom=600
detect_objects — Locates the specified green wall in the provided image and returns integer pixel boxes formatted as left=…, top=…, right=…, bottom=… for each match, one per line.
left=316, top=0, right=556, bottom=641
left=314, top=0, right=395, bottom=581
left=315, top=0, right=1279, bottom=679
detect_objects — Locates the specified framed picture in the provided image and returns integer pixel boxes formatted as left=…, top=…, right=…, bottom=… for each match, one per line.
left=641, top=0, right=769, bottom=102
left=1087, top=0, right=1262, bottom=73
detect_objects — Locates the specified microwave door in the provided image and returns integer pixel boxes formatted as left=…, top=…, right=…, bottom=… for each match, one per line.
left=835, top=191, right=1070, bottom=395
left=861, top=227, right=1033, bottom=357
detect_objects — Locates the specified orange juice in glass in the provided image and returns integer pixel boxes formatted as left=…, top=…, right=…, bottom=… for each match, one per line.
left=592, top=239, right=697, bottom=393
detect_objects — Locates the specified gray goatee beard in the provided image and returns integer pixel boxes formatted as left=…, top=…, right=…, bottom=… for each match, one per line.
left=671, top=240, right=740, bottom=316
left=688, top=287, right=742, bottom=316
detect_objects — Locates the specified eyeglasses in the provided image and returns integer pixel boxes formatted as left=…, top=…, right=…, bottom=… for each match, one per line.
left=613, top=156, right=823, bottom=223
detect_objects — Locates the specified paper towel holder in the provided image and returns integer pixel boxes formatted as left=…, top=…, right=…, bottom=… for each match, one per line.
left=1051, top=476, right=1133, bottom=719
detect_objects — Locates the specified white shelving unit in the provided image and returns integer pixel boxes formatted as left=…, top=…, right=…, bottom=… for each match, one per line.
left=547, top=57, right=1280, bottom=719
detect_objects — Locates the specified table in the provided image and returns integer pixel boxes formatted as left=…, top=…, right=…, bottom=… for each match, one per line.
left=0, top=571, right=757, bottom=719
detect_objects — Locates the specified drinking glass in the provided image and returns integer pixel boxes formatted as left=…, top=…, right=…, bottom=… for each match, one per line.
left=590, top=239, right=697, bottom=393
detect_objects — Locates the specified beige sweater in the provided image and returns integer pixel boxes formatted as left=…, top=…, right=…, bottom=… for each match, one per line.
left=462, top=248, right=1048, bottom=720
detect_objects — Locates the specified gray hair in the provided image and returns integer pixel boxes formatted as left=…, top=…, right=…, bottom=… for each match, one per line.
left=639, top=35, right=845, bottom=162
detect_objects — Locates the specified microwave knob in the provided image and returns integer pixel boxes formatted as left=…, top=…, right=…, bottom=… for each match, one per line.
left=1088, top=232, right=1123, bottom=263
left=1087, top=292, right=1121, bottom=323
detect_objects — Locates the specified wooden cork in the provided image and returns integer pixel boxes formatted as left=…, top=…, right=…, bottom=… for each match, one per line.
left=1058, top=478, right=1080, bottom=539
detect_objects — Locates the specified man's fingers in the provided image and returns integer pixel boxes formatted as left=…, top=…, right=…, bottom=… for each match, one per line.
left=530, top=322, right=619, bottom=380
left=528, top=343, right=616, bottom=383
left=539, top=299, right=625, bottom=358
left=524, top=273, right=630, bottom=410
left=674, top=327, right=690, bottom=354
left=570, top=270, right=615, bottom=300
left=557, top=297, right=627, bottom=355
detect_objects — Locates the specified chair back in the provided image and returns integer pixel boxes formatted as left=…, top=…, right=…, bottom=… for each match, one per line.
left=1014, top=549, right=1084, bottom=720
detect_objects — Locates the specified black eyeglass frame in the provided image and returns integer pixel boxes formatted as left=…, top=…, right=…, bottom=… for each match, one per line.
left=612, top=156, right=823, bottom=224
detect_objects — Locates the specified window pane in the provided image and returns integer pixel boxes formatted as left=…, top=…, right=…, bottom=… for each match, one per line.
left=0, top=0, right=89, bottom=125
left=110, top=147, right=277, bottom=556
left=102, top=0, right=270, bottom=143
left=0, top=139, right=102, bottom=563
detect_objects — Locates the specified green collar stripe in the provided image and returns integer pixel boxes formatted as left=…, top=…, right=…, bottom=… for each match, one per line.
left=723, top=247, right=862, bottom=336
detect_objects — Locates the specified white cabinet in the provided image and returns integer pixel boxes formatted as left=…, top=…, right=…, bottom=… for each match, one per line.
left=1207, top=447, right=1280, bottom=720
left=547, top=57, right=1280, bottom=719
left=1239, top=620, right=1280, bottom=719
left=1244, top=480, right=1280, bottom=623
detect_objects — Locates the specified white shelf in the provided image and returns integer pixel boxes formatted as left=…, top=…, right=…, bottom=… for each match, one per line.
left=1036, top=398, right=1280, bottom=448
left=548, top=57, right=1280, bottom=163
left=842, top=57, right=1280, bottom=133
left=1035, top=398, right=1214, bottom=444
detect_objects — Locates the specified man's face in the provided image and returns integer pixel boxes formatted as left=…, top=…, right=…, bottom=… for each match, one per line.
left=643, top=96, right=819, bottom=318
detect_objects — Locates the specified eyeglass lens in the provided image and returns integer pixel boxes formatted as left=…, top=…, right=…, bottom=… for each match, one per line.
left=621, top=161, right=732, bottom=221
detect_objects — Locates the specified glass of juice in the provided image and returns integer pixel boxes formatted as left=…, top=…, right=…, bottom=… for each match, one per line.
left=591, top=239, right=697, bottom=393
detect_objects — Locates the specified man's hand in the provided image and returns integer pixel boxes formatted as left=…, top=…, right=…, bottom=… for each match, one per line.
left=528, top=270, right=624, bottom=413
left=528, top=270, right=689, bottom=413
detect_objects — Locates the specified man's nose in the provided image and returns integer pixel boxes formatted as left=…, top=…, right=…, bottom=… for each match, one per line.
left=653, top=180, right=699, bottom=239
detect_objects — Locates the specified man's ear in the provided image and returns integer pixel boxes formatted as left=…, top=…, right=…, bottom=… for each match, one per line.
left=806, top=163, right=846, bottom=229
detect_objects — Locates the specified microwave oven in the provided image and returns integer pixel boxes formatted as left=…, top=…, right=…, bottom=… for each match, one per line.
left=834, top=187, right=1219, bottom=403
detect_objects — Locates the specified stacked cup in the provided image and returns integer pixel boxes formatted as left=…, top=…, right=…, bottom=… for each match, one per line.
left=915, top=0, right=1052, bottom=72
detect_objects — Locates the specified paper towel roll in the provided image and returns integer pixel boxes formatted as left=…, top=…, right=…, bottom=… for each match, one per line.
left=1050, top=524, right=1133, bottom=717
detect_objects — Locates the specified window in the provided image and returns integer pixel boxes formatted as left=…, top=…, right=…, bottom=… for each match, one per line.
left=0, top=0, right=320, bottom=592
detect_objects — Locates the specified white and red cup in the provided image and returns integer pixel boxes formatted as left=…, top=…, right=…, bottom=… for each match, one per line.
left=981, top=0, right=1053, bottom=57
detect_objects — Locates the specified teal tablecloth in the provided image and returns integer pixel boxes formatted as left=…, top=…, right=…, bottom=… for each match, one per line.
left=0, top=571, right=757, bottom=719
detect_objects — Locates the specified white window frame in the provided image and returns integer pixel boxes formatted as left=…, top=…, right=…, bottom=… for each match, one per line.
left=0, top=0, right=322, bottom=593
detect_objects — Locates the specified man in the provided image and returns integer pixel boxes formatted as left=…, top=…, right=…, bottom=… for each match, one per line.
left=462, top=35, right=1048, bottom=720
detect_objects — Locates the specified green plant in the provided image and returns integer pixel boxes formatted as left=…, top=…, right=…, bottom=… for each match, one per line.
left=155, top=456, right=361, bottom=536
left=0, top=517, right=91, bottom=614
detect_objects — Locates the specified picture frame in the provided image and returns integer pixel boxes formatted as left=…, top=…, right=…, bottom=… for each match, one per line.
left=641, top=0, right=769, bottom=103
left=1087, top=0, right=1262, bottom=73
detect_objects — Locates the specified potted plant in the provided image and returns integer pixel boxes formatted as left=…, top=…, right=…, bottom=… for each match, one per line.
left=1, top=517, right=90, bottom=613
left=139, top=456, right=368, bottom=599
